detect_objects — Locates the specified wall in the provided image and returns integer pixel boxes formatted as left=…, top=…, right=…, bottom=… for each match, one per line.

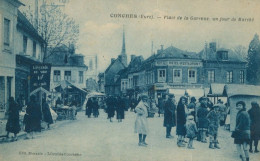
left=50, top=66, right=87, bottom=89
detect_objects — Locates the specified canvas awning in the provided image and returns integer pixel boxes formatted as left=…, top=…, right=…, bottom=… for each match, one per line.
left=208, top=83, right=226, bottom=97
left=30, top=87, right=50, bottom=96
left=54, top=80, right=87, bottom=94
left=223, top=84, right=260, bottom=97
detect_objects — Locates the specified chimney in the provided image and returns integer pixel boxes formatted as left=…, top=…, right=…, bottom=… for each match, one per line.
left=161, top=45, right=164, bottom=51
left=111, top=58, right=116, bottom=64
left=209, top=42, right=217, bottom=52
left=131, top=55, right=136, bottom=61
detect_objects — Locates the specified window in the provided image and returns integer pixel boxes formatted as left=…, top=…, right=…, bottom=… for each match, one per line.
left=33, top=41, right=36, bottom=57
left=173, top=69, right=182, bottom=82
left=79, top=71, right=83, bottom=83
left=23, top=36, right=28, bottom=54
left=4, top=18, right=10, bottom=47
left=226, top=71, right=233, bottom=83
left=158, top=69, right=166, bottom=82
left=64, top=71, right=71, bottom=81
left=208, top=70, right=215, bottom=83
left=53, top=70, right=61, bottom=82
left=188, top=69, right=197, bottom=83
left=217, top=51, right=228, bottom=60
left=240, top=70, right=244, bottom=83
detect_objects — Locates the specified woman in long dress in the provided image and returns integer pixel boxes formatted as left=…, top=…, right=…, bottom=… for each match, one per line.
left=134, top=95, right=149, bottom=146
left=6, top=97, right=20, bottom=141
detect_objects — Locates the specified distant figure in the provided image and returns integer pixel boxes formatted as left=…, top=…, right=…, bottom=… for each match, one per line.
left=24, top=95, right=42, bottom=139
left=163, top=94, right=176, bottom=139
left=185, top=115, right=198, bottom=149
left=248, top=102, right=260, bottom=153
left=134, top=95, right=149, bottom=146
left=116, top=97, right=125, bottom=122
left=187, top=97, right=196, bottom=119
left=130, top=97, right=137, bottom=112
left=86, top=98, right=93, bottom=118
left=56, top=97, right=62, bottom=108
left=70, top=99, right=77, bottom=120
left=42, top=98, right=54, bottom=129
left=232, top=101, right=250, bottom=161
left=197, top=97, right=209, bottom=143
left=158, top=96, right=165, bottom=117
left=92, top=97, right=99, bottom=118
left=6, top=97, right=20, bottom=141
left=106, top=96, right=115, bottom=122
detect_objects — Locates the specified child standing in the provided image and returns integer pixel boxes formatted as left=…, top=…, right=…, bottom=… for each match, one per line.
left=185, top=115, right=198, bottom=149
left=207, top=105, right=221, bottom=149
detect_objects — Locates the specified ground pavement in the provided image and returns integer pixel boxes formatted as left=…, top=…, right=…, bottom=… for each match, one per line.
left=0, top=110, right=259, bottom=161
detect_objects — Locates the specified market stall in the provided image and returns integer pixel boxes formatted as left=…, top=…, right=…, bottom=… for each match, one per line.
left=222, top=84, right=260, bottom=131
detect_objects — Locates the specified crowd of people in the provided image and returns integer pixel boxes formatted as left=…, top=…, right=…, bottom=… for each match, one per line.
left=4, top=91, right=260, bottom=161
left=4, top=95, right=54, bottom=141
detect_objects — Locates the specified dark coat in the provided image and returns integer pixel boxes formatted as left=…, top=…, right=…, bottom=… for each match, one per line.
left=188, top=102, right=196, bottom=118
left=42, top=102, right=53, bottom=124
left=116, top=98, right=125, bottom=119
left=176, top=104, right=186, bottom=135
left=234, top=109, right=250, bottom=140
left=197, top=104, right=209, bottom=129
left=106, top=97, right=115, bottom=118
left=158, top=98, right=165, bottom=114
left=24, top=101, right=42, bottom=132
left=6, top=100, right=20, bottom=134
left=248, top=107, right=260, bottom=139
left=92, top=100, right=99, bottom=116
left=163, top=99, right=176, bottom=127
left=86, top=99, right=93, bottom=116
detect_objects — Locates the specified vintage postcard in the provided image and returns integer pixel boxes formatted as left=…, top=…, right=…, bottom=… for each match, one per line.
left=0, top=0, right=260, bottom=161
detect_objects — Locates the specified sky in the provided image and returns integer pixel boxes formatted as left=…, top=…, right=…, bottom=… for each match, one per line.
left=20, top=0, right=260, bottom=72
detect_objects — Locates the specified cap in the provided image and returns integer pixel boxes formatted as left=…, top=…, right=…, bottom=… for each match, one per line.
left=168, top=93, right=175, bottom=98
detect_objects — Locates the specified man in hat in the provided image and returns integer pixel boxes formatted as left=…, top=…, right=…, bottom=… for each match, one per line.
left=163, top=93, right=176, bottom=138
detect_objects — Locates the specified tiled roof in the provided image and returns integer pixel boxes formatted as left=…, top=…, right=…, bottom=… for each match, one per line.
left=157, top=46, right=200, bottom=59
left=44, top=46, right=87, bottom=68
left=198, top=47, right=246, bottom=63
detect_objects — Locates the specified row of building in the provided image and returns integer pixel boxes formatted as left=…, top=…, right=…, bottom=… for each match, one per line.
left=0, top=0, right=89, bottom=118
left=99, top=30, right=247, bottom=101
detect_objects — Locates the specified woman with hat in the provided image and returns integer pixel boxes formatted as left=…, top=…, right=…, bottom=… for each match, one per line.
left=233, top=101, right=250, bottom=161
left=134, top=95, right=149, bottom=146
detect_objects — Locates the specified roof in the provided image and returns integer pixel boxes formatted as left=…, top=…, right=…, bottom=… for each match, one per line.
left=208, top=83, right=226, bottom=96
left=44, top=46, right=87, bottom=68
left=199, top=47, right=246, bottom=63
left=105, top=58, right=125, bottom=73
left=223, top=84, right=260, bottom=97
left=157, top=46, right=200, bottom=59
left=17, top=10, right=45, bottom=44
left=54, top=80, right=87, bottom=94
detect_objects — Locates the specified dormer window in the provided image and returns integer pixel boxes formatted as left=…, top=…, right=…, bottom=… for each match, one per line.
left=217, top=51, right=228, bottom=60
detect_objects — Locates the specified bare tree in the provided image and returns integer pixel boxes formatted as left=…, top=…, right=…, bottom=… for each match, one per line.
left=23, top=1, right=79, bottom=62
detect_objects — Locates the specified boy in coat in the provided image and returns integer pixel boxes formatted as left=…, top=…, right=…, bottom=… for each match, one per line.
left=207, top=105, right=221, bottom=149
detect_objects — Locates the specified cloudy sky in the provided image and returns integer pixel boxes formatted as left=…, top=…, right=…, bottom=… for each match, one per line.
left=20, top=0, right=260, bottom=72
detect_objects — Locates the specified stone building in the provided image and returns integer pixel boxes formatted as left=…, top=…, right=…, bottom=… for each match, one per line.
left=44, top=45, right=88, bottom=90
left=108, top=42, right=247, bottom=101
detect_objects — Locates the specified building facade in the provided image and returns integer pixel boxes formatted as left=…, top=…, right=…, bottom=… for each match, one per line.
left=0, top=0, right=24, bottom=113
left=45, top=46, right=88, bottom=90
left=105, top=42, right=247, bottom=101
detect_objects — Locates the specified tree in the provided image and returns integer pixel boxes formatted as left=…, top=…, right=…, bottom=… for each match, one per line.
left=233, top=45, right=247, bottom=60
left=247, top=34, right=260, bottom=85
left=23, top=1, right=79, bottom=62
